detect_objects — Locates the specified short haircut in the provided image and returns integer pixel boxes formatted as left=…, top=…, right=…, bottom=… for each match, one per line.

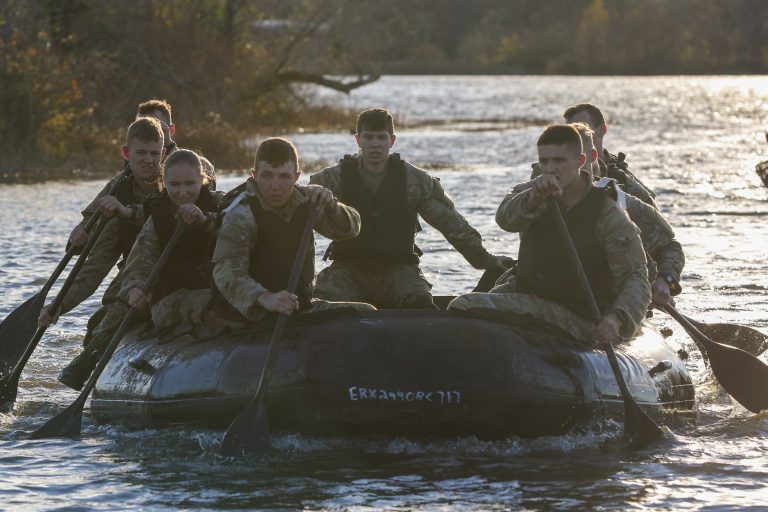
left=137, top=99, right=173, bottom=125
left=569, top=122, right=594, bottom=148
left=254, top=137, right=299, bottom=173
left=126, top=117, right=164, bottom=146
left=563, top=102, right=605, bottom=128
left=537, top=124, right=583, bottom=156
left=356, top=108, right=395, bottom=135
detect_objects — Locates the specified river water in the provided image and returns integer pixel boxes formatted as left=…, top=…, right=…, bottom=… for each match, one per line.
left=1, top=76, right=767, bottom=510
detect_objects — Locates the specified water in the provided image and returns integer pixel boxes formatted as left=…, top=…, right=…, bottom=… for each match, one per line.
left=1, top=75, right=768, bottom=510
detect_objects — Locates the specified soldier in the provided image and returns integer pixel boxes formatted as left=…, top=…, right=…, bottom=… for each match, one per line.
left=211, top=137, right=374, bottom=323
left=557, top=102, right=657, bottom=209
left=37, top=117, right=165, bottom=390
left=68, top=99, right=182, bottom=250
left=513, top=123, right=683, bottom=307
left=449, top=124, right=651, bottom=347
left=63, top=100, right=216, bottom=346
left=309, top=108, right=510, bottom=309
left=120, top=149, right=223, bottom=328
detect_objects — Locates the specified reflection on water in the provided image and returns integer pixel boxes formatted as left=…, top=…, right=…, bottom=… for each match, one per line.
left=1, top=76, right=767, bottom=510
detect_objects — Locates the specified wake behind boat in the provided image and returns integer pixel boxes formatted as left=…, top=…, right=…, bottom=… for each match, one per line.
left=90, top=305, right=695, bottom=438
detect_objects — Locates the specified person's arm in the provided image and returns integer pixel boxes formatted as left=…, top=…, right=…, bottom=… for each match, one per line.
left=59, top=218, right=123, bottom=314
left=308, top=165, right=342, bottom=193
left=626, top=195, right=684, bottom=304
left=211, top=203, right=270, bottom=321
left=623, top=173, right=658, bottom=209
left=411, top=169, right=494, bottom=269
left=118, top=221, right=161, bottom=308
left=495, top=181, right=547, bottom=233
left=599, top=204, right=652, bottom=339
left=300, top=184, right=361, bottom=241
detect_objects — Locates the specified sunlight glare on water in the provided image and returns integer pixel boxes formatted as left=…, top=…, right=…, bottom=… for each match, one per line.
left=1, top=76, right=767, bottom=510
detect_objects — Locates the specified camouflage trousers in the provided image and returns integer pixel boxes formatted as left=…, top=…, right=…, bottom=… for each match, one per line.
left=314, top=261, right=434, bottom=308
left=151, top=288, right=376, bottom=328
left=447, top=291, right=597, bottom=348
left=83, top=270, right=124, bottom=347
left=81, top=299, right=147, bottom=357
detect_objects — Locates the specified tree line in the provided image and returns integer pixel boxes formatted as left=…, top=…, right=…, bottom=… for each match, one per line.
left=1, top=0, right=766, bottom=178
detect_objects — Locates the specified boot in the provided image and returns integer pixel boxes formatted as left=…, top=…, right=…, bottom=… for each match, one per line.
left=57, top=349, right=101, bottom=391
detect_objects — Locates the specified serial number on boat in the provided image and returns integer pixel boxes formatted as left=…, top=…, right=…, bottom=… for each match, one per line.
left=347, top=386, right=462, bottom=405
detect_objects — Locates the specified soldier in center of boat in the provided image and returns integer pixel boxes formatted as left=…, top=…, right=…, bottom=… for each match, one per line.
left=449, top=124, right=651, bottom=347
left=309, top=107, right=511, bottom=309
left=210, top=137, right=375, bottom=323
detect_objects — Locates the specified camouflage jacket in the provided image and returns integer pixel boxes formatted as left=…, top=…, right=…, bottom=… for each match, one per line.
left=598, top=179, right=684, bottom=293
left=530, top=159, right=657, bottom=209
left=60, top=181, right=158, bottom=314
left=78, top=166, right=152, bottom=232
left=211, top=179, right=361, bottom=321
left=496, top=175, right=651, bottom=338
left=119, top=190, right=225, bottom=302
left=602, top=149, right=657, bottom=207
left=310, top=155, right=494, bottom=269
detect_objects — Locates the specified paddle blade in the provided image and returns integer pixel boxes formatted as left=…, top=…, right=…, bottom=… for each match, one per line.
left=0, top=372, right=20, bottom=413
left=685, top=316, right=768, bottom=357
left=0, top=292, right=45, bottom=375
left=624, top=399, right=666, bottom=449
left=28, top=401, right=84, bottom=439
left=220, top=398, right=270, bottom=457
left=707, top=342, right=768, bottom=414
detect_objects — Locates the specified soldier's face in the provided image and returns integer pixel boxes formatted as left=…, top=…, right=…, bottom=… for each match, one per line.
left=252, top=161, right=300, bottom=209
left=355, top=129, right=395, bottom=167
left=164, top=162, right=202, bottom=206
left=122, top=139, right=164, bottom=184
left=537, top=144, right=585, bottom=190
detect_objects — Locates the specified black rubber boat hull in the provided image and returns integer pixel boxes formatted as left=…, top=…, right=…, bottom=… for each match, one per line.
left=91, top=309, right=695, bottom=438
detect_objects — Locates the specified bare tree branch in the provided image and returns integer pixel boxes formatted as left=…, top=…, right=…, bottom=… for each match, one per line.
left=274, top=71, right=380, bottom=93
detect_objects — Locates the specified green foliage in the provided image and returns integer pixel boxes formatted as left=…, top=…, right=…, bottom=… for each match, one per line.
left=1, top=0, right=767, bottom=178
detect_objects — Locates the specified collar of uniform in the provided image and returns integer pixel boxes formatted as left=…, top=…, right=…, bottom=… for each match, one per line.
left=131, top=176, right=159, bottom=202
left=245, top=178, right=305, bottom=220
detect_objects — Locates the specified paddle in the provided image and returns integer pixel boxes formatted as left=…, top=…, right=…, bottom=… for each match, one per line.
left=29, top=218, right=187, bottom=439
left=0, top=214, right=114, bottom=411
left=220, top=206, right=322, bottom=457
left=660, top=304, right=768, bottom=414
left=547, top=198, right=665, bottom=448
left=677, top=314, right=768, bottom=358
left=0, top=169, right=132, bottom=407
left=472, top=258, right=517, bottom=293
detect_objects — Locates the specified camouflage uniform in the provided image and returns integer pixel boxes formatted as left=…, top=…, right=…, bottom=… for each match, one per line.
left=119, top=190, right=225, bottom=327
left=597, top=178, right=684, bottom=293
left=212, top=179, right=375, bottom=323
left=602, top=149, right=652, bottom=192
left=76, top=167, right=152, bottom=236
left=60, top=180, right=157, bottom=355
left=449, top=175, right=651, bottom=344
left=529, top=161, right=681, bottom=292
left=309, top=156, right=495, bottom=307
left=530, top=159, right=657, bottom=209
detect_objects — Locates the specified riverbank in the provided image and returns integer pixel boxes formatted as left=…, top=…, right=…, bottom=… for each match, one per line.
left=0, top=104, right=357, bottom=183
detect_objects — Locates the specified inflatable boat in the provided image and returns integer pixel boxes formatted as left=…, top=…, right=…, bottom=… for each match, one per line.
left=90, top=305, right=696, bottom=438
